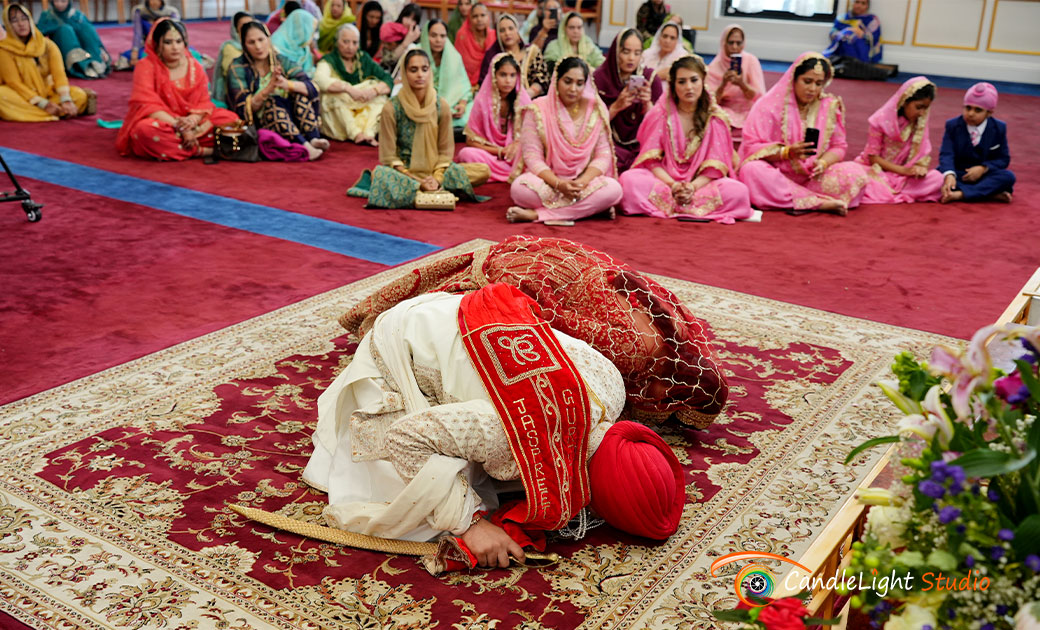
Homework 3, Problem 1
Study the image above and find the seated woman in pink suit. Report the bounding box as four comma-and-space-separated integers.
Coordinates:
619, 55, 753, 224
507, 56, 622, 224
704, 25, 765, 140
856, 77, 943, 204
737, 52, 869, 215
457, 54, 533, 182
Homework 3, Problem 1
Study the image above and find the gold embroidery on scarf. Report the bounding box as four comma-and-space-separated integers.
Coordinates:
696, 159, 730, 178
631, 149, 664, 169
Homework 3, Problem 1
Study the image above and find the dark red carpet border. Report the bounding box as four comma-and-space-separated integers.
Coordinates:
0, 178, 384, 404
1, 20, 1039, 405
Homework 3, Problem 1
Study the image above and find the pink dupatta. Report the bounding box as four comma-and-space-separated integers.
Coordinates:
517, 61, 616, 179
704, 25, 765, 128
855, 76, 935, 169
632, 92, 735, 181
465, 52, 533, 148
739, 51, 845, 177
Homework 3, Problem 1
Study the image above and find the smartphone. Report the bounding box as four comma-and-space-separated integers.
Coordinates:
548, 8, 558, 20
627, 75, 646, 91
729, 54, 742, 73
804, 127, 820, 151
677, 216, 711, 223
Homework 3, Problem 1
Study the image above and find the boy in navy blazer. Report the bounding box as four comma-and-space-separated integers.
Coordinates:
939, 82, 1015, 203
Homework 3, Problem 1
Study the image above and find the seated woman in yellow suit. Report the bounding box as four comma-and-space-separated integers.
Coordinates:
0, 3, 91, 122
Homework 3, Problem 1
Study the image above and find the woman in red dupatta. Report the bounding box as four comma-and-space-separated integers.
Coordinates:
117, 18, 238, 160
453, 1, 495, 87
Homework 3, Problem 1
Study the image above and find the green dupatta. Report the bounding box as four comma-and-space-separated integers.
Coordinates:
542, 11, 605, 67
320, 48, 391, 88
419, 22, 471, 112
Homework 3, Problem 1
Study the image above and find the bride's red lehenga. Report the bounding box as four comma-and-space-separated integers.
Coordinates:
339, 235, 729, 428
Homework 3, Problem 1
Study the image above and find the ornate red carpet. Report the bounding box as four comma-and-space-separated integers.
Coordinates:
0, 242, 953, 629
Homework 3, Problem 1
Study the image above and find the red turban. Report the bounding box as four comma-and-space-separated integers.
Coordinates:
588, 421, 685, 540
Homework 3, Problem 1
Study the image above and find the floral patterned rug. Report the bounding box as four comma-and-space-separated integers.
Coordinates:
0, 240, 954, 630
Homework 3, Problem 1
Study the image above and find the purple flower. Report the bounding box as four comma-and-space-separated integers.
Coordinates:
997, 605, 1009, 615
981, 624, 994, 630
920, 480, 946, 499
998, 529, 1015, 541
956, 524, 966, 534
994, 372, 1029, 404
1027, 554, 1040, 571
965, 555, 975, 567
1022, 338, 1039, 362
988, 487, 1001, 502
938, 506, 961, 524
991, 546, 1005, 560
931, 461, 949, 482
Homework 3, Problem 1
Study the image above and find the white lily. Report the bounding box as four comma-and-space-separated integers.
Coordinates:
921, 385, 955, 445
878, 379, 922, 416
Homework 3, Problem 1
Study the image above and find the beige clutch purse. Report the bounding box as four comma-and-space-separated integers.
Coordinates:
415, 189, 457, 211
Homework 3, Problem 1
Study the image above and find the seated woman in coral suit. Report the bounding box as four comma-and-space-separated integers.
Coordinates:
302, 283, 686, 570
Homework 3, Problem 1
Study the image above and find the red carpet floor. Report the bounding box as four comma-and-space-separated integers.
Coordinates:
1, 19, 1039, 405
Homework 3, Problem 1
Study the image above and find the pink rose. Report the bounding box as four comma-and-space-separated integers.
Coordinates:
995, 371, 1029, 404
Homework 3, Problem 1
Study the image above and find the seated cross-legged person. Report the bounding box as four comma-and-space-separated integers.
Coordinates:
938, 82, 1015, 204
228, 21, 328, 160
620, 55, 753, 224
0, 3, 91, 122
857, 77, 943, 204
737, 52, 868, 215
35, 0, 112, 78
348, 49, 489, 208
594, 28, 662, 172
507, 57, 621, 224
314, 23, 391, 144
457, 54, 532, 182
116, 18, 238, 160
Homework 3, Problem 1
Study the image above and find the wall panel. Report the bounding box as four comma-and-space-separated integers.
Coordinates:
912, 0, 986, 50
987, 0, 1040, 55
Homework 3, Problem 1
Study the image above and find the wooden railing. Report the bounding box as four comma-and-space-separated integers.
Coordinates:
774, 265, 1040, 628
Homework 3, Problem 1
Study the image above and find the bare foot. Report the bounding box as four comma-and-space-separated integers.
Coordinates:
818, 199, 848, 216
356, 135, 378, 147
304, 142, 324, 161
991, 191, 1012, 203
506, 206, 537, 223
941, 189, 964, 204
310, 138, 331, 151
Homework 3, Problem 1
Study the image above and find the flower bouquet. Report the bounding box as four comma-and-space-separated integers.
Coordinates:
713, 592, 841, 629
843, 324, 1040, 629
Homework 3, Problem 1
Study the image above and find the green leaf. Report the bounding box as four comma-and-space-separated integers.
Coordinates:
1015, 359, 1040, 400
1014, 515, 1040, 558
947, 422, 980, 453
845, 436, 901, 465
805, 618, 842, 626
711, 609, 750, 621
950, 448, 1036, 478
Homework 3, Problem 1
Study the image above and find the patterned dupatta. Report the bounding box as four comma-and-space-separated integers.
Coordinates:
739, 51, 843, 176
116, 17, 218, 154
632, 89, 734, 180
464, 52, 532, 148
515, 58, 615, 180
857, 75, 935, 170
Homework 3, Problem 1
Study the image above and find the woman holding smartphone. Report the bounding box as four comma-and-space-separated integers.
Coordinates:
593, 28, 662, 172
737, 52, 869, 215
705, 25, 764, 137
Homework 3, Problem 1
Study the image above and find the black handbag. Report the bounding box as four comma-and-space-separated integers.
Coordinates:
214, 119, 260, 162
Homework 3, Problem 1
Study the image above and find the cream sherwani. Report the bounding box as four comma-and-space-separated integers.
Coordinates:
302, 292, 626, 542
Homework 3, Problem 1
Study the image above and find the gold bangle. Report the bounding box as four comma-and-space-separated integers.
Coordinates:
469, 511, 485, 527
780, 146, 790, 160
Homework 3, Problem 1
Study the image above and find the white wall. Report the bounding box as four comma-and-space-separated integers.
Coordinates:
598, 0, 1040, 85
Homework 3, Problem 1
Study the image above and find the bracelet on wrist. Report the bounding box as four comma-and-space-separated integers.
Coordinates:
780, 146, 790, 160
